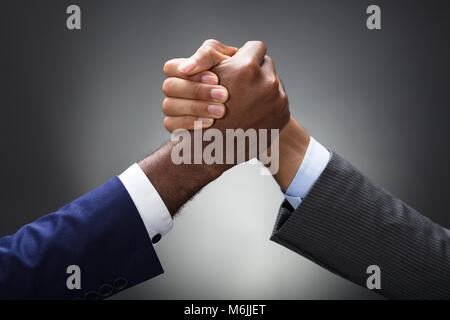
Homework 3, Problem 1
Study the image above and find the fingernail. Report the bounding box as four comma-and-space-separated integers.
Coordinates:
210, 88, 227, 101
207, 104, 225, 116
197, 117, 214, 126
201, 75, 218, 85
178, 59, 196, 73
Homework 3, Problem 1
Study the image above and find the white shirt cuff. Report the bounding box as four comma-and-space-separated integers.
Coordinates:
284, 137, 331, 209
118, 163, 173, 244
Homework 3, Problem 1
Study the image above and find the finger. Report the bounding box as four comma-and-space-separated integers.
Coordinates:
261, 55, 276, 74
178, 39, 238, 75
164, 58, 219, 84
164, 116, 214, 132
162, 77, 228, 103
162, 97, 226, 119
233, 40, 267, 65
260, 55, 279, 92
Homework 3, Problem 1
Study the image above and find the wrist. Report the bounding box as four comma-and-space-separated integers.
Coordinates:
138, 140, 226, 216
272, 116, 310, 191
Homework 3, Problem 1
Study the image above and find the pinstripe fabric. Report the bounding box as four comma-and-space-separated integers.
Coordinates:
271, 152, 450, 299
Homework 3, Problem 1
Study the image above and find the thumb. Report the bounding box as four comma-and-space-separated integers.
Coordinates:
178, 39, 237, 75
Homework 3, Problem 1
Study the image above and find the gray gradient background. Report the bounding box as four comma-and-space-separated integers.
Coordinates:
1, 0, 449, 299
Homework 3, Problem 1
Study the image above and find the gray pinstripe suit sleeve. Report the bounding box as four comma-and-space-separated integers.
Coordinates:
271, 152, 450, 299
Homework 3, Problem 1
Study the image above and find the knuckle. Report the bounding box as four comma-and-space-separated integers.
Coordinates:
200, 45, 216, 57
163, 117, 172, 131
268, 77, 279, 92
243, 58, 258, 69
265, 55, 273, 65
203, 39, 220, 47
256, 41, 267, 53
163, 61, 171, 75
182, 117, 192, 128
191, 102, 202, 115
247, 40, 266, 52
279, 93, 288, 108
163, 59, 179, 75
275, 94, 289, 115
192, 82, 202, 98
248, 61, 260, 70
161, 98, 171, 113
162, 78, 173, 95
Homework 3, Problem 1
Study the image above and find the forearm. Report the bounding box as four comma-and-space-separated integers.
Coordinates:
271, 152, 450, 299
138, 140, 225, 216
0, 178, 161, 299
140, 116, 309, 215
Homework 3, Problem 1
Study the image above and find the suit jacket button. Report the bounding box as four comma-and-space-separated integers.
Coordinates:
84, 291, 99, 300
152, 234, 161, 244
99, 284, 115, 297
113, 277, 128, 291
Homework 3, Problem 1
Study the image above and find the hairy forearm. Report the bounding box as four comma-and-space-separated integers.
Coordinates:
272, 117, 310, 191
138, 140, 225, 216
138, 116, 308, 215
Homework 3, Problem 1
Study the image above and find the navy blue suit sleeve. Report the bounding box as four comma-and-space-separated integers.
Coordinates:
0, 177, 164, 299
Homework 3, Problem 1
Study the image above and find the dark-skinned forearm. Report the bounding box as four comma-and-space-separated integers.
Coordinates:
138, 140, 226, 216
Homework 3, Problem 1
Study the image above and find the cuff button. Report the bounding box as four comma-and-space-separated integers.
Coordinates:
152, 233, 161, 244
